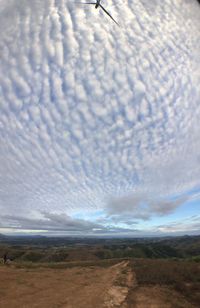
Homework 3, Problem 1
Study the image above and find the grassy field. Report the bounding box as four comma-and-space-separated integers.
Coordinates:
132, 259, 200, 306
10, 258, 128, 269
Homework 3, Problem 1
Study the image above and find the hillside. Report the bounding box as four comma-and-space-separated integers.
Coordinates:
0, 235, 200, 263
0, 236, 200, 307
0, 258, 199, 307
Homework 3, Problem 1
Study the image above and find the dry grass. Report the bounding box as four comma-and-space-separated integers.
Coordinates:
132, 259, 200, 306
12, 257, 129, 269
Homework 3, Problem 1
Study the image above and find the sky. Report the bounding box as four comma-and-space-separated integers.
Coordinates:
0, 0, 200, 237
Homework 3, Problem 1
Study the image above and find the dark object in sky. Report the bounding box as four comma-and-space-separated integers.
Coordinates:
77, 0, 119, 26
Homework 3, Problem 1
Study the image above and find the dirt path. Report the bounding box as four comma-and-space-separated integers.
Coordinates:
0, 261, 133, 308
103, 261, 135, 308
0, 262, 194, 308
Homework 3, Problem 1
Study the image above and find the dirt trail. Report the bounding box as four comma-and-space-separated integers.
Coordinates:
103, 261, 135, 308
0, 261, 133, 308
0, 262, 194, 308
106, 262, 195, 308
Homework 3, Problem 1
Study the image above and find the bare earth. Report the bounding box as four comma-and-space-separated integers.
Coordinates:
0, 262, 196, 308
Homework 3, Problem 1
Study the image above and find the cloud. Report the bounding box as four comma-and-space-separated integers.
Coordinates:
0, 212, 138, 235
156, 215, 200, 235
106, 194, 188, 221
0, 0, 200, 235
0, 213, 97, 232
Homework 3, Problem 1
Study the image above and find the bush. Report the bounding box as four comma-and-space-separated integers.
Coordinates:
21, 251, 45, 262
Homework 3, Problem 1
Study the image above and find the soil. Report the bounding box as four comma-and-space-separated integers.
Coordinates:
0, 261, 196, 308
0, 261, 130, 308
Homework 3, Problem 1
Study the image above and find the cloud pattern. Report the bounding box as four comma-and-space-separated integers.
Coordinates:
0, 212, 138, 235
0, 0, 200, 234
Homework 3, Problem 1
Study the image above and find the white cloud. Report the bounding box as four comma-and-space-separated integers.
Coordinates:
156, 215, 200, 235
0, 0, 200, 234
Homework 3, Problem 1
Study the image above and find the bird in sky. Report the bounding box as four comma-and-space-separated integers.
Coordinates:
77, 0, 119, 26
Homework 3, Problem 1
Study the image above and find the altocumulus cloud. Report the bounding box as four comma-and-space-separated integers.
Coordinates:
0, 0, 200, 235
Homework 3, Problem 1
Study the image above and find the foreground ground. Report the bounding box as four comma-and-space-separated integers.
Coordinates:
0, 259, 199, 308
